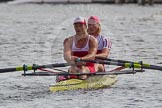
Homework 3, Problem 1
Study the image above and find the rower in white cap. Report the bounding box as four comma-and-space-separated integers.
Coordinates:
57, 17, 98, 81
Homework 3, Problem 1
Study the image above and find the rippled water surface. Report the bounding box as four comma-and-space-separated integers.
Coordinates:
0, 3, 162, 108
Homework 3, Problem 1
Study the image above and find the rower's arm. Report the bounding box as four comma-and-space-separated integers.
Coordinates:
95, 37, 111, 58
95, 48, 110, 58
63, 37, 74, 64
81, 36, 98, 60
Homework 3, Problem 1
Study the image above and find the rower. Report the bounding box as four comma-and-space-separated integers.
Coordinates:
87, 16, 112, 72
56, 16, 98, 82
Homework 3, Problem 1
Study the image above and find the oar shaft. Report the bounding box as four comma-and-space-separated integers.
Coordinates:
142, 65, 162, 70
0, 63, 70, 73
96, 56, 130, 63
0, 66, 33, 73
96, 57, 162, 71
34, 63, 70, 69
80, 59, 142, 68
0, 68, 17, 73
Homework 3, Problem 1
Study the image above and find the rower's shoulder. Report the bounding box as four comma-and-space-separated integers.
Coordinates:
100, 35, 111, 40
63, 36, 73, 44
89, 35, 97, 42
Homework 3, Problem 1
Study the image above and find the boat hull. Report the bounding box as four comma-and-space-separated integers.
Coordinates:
49, 75, 117, 92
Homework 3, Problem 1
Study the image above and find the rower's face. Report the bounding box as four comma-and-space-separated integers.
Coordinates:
88, 23, 99, 35
74, 23, 86, 34
87, 19, 99, 35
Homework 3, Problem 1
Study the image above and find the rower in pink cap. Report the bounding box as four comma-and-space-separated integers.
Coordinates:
87, 16, 112, 72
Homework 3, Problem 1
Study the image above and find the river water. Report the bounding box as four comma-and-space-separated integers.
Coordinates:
0, 3, 162, 108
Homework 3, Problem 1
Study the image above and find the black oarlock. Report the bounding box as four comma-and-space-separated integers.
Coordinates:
32, 64, 38, 73
23, 64, 28, 76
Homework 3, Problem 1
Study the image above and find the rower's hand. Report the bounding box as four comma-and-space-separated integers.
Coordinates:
66, 56, 77, 65
70, 56, 85, 66
70, 56, 78, 61
74, 57, 86, 66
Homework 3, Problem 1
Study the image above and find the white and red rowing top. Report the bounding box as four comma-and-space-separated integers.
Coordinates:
96, 35, 112, 54
72, 36, 89, 56
71, 35, 94, 67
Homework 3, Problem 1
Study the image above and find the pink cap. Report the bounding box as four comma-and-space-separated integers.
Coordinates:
88, 16, 100, 24
73, 17, 86, 25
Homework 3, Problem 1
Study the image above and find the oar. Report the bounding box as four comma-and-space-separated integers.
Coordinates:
22, 70, 144, 76
96, 57, 126, 72
95, 57, 162, 71
96, 56, 141, 64
0, 63, 70, 73
78, 59, 162, 71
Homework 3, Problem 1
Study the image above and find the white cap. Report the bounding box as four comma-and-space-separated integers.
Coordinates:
73, 17, 86, 25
